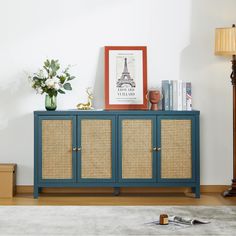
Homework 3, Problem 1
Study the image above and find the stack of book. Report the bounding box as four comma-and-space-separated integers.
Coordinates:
161, 80, 192, 111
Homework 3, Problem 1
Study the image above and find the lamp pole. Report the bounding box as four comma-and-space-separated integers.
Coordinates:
224, 42, 236, 197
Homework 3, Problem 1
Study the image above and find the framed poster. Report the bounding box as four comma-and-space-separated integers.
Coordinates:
104, 46, 148, 110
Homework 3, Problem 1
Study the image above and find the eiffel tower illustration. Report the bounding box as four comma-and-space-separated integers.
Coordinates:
116, 58, 136, 88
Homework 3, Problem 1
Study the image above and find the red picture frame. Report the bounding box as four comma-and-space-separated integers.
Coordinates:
104, 46, 148, 110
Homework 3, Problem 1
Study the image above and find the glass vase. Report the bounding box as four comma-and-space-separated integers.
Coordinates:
45, 94, 57, 111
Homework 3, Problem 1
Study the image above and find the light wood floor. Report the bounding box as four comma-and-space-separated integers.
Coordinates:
1, 193, 236, 206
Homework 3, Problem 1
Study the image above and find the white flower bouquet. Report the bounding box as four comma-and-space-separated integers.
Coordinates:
29, 59, 76, 98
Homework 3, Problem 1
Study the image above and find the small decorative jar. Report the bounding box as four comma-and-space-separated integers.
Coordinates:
159, 214, 169, 225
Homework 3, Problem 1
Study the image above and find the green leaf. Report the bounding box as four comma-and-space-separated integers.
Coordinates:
44, 59, 50, 67
67, 76, 76, 81
63, 83, 72, 90
43, 65, 50, 74
51, 59, 55, 65
58, 89, 65, 94
59, 75, 66, 84
50, 71, 57, 78
63, 68, 68, 75
32, 76, 40, 80
51, 59, 60, 71
47, 89, 58, 97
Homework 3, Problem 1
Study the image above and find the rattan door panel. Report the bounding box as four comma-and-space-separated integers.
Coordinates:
119, 117, 156, 181
39, 117, 76, 181
78, 117, 114, 181
158, 118, 193, 181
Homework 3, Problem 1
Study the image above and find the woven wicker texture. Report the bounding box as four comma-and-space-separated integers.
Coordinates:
161, 119, 192, 179
81, 120, 112, 179
122, 119, 153, 179
42, 120, 73, 179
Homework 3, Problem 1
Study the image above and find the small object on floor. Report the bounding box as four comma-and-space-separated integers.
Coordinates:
159, 214, 169, 225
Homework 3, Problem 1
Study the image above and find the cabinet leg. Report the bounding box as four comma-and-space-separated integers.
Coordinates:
113, 187, 120, 196
34, 187, 39, 199
195, 186, 200, 198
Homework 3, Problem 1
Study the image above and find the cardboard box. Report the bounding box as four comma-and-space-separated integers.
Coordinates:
0, 164, 16, 198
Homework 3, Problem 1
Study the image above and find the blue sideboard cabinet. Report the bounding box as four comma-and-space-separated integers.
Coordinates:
34, 110, 200, 198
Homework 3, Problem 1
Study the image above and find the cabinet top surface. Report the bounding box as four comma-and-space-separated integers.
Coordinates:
34, 109, 200, 115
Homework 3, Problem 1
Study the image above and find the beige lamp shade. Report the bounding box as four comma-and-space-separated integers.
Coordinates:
215, 26, 236, 56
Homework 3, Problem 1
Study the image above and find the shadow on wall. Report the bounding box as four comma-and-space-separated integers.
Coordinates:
0, 75, 34, 184
93, 47, 105, 109
179, 0, 234, 107
179, 0, 235, 183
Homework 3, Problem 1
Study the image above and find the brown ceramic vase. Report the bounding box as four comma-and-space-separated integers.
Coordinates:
148, 90, 161, 110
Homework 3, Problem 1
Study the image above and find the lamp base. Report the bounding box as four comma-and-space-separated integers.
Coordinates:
222, 179, 236, 197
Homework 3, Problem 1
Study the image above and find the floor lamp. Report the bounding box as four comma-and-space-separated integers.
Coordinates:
215, 24, 236, 197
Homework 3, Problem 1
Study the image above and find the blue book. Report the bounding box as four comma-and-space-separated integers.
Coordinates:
162, 80, 170, 110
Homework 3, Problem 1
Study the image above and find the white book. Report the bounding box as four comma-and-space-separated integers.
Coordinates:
172, 80, 178, 110
182, 82, 187, 110
177, 80, 183, 110
169, 81, 173, 110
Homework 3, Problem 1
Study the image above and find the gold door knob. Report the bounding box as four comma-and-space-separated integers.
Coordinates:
157, 147, 161, 151
152, 147, 157, 151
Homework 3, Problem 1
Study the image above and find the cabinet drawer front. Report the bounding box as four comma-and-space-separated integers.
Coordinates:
38, 116, 76, 182
78, 116, 115, 182
158, 117, 195, 182
119, 116, 156, 182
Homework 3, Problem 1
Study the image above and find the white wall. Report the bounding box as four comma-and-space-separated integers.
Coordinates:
0, 0, 235, 185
